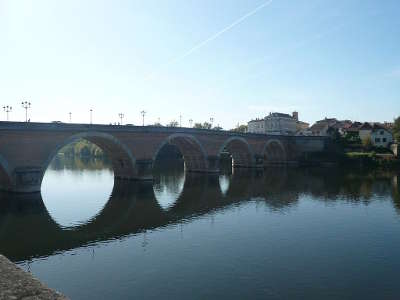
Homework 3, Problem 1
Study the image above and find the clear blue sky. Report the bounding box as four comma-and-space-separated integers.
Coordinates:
1, 0, 399, 128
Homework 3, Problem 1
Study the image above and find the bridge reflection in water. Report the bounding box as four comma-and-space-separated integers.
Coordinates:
0, 164, 399, 263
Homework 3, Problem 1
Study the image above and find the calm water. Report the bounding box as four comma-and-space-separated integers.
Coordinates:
1, 156, 400, 299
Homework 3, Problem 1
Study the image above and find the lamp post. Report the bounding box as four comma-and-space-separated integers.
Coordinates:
3, 105, 12, 121
21, 101, 31, 122
141, 110, 146, 126
189, 119, 193, 128
90, 109, 93, 124
118, 113, 124, 125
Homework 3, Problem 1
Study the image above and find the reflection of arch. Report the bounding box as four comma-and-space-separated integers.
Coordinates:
219, 137, 254, 168
0, 153, 12, 191
153, 134, 208, 172
219, 174, 231, 196
153, 171, 185, 211
44, 132, 136, 182
263, 139, 287, 164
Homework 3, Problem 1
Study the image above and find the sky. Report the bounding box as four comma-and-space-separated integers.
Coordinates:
0, 0, 399, 128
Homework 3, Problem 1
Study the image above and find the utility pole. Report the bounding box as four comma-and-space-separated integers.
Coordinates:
141, 110, 146, 126
189, 119, 193, 128
21, 101, 31, 122
118, 113, 124, 125
3, 105, 12, 121
69, 112, 72, 123
90, 109, 93, 124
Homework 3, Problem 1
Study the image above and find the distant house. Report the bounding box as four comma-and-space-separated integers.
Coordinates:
371, 124, 393, 148
358, 122, 373, 142
248, 111, 304, 135
309, 118, 338, 136
247, 118, 265, 134
346, 122, 393, 148
332, 120, 352, 135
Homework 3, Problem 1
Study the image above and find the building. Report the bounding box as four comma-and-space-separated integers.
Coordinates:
309, 118, 338, 136
248, 112, 302, 135
371, 123, 393, 148
247, 118, 265, 134
346, 122, 393, 148
358, 122, 373, 142
265, 112, 297, 135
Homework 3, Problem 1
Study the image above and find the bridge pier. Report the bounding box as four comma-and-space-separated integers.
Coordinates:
132, 159, 153, 181
12, 167, 43, 193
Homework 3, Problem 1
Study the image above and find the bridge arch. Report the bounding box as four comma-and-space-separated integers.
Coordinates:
153, 134, 208, 172
263, 139, 287, 165
44, 131, 137, 181
218, 137, 255, 168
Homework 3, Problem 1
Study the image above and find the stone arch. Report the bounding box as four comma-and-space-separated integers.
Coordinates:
263, 139, 287, 165
44, 132, 137, 181
0, 153, 12, 191
153, 134, 208, 172
219, 137, 255, 168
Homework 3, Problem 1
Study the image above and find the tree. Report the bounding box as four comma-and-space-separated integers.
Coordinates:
394, 116, 400, 142
167, 120, 179, 127
153, 122, 163, 127
213, 126, 223, 130
230, 124, 247, 133
193, 122, 212, 129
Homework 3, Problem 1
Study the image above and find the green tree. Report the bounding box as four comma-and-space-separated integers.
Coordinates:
230, 124, 247, 133
167, 120, 179, 127
393, 116, 400, 142
193, 122, 212, 129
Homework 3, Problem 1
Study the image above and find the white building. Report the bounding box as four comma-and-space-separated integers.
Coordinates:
353, 122, 393, 148
371, 124, 393, 148
247, 118, 265, 134
248, 112, 302, 135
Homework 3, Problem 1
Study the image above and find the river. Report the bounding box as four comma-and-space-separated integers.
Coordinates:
1, 156, 400, 299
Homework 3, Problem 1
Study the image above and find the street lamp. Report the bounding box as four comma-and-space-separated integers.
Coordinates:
90, 109, 93, 124
21, 101, 31, 122
118, 113, 124, 125
3, 105, 12, 121
189, 119, 193, 128
141, 110, 146, 126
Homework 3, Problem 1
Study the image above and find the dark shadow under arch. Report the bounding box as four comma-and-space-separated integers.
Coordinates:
219, 137, 254, 168
153, 134, 208, 172
263, 140, 287, 165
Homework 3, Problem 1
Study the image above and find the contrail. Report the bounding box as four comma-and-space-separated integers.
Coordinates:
144, 0, 273, 81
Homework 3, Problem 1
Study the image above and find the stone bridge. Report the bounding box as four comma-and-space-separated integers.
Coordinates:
0, 121, 328, 192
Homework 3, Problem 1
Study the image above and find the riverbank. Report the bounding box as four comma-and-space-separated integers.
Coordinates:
342, 152, 400, 169
0, 254, 67, 300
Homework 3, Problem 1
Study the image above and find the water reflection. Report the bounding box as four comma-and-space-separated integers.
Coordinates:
153, 160, 185, 210
41, 155, 114, 228
0, 160, 399, 264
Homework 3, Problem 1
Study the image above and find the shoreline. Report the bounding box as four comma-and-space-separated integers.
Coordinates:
0, 254, 68, 300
